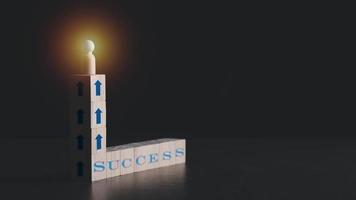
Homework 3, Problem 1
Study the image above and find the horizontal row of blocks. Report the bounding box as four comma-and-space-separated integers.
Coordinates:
92, 138, 186, 181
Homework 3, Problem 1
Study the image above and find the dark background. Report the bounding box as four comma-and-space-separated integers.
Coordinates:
1, 2, 356, 199
0, 1, 353, 141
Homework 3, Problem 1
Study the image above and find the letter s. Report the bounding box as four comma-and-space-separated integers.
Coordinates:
176, 148, 185, 157
163, 151, 172, 160
94, 161, 105, 172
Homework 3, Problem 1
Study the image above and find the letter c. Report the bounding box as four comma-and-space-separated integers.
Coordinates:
122, 159, 132, 168
136, 155, 146, 166
163, 151, 172, 160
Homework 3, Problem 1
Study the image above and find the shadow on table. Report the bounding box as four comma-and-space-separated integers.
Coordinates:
0, 164, 186, 200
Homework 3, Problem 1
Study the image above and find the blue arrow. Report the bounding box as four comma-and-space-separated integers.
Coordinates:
76, 135, 84, 150
77, 110, 84, 124
77, 162, 84, 176
95, 109, 102, 124
77, 82, 84, 96
94, 80, 102, 96
95, 134, 103, 150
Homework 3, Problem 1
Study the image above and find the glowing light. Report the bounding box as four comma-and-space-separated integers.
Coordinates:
84, 40, 95, 54
44, 7, 128, 77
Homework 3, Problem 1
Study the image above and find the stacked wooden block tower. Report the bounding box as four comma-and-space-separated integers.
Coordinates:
69, 74, 186, 181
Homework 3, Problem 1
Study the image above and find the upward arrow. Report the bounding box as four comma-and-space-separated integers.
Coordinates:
95, 109, 102, 124
76, 161, 84, 177
94, 80, 102, 96
76, 135, 84, 150
95, 134, 103, 150
76, 82, 84, 96
77, 110, 84, 124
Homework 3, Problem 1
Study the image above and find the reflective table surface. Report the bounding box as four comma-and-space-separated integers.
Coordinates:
1, 138, 356, 200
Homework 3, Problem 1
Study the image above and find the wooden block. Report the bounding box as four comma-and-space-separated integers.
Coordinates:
133, 142, 150, 172
68, 128, 107, 168
91, 127, 107, 155
158, 139, 176, 167
89, 75, 106, 102
68, 129, 91, 156
69, 103, 91, 129
69, 153, 90, 181
69, 101, 106, 129
145, 140, 160, 170
106, 146, 121, 179
111, 149, 121, 177
90, 101, 106, 128
92, 151, 107, 181
119, 145, 134, 175
106, 150, 113, 178
174, 139, 186, 164
69, 74, 106, 103
68, 127, 91, 181
69, 75, 90, 105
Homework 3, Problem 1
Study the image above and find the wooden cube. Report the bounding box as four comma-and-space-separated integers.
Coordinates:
90, 75, 106, 102
145, 140, 160, 170
119, 145, 134, 175
69, 153, 90, 181
91, 127, 107, 155
92, 151, 107, 181
68, 129, 91, 156
69, 101, 106, 129
69, 104, 91, 129
69, 74, 106, 103
106, 146, 121, 179
111, 149, 121, 178
174, 139, 186, 164
133, 142, 150, 172
158, 139, 176, 167
106, 150, 113, 178
90, 101, 106, 128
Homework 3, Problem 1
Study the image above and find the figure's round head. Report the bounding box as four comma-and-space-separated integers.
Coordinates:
84, 40, 95, 54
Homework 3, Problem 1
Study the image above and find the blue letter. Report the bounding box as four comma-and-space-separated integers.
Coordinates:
122, 159, 132, 168
108, 160, 120, 170
176, 148, 185, 157
163, 151, 172, 160
149, 153, 158, 163
136, 155, 146, 166
94, 161, 105, 172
